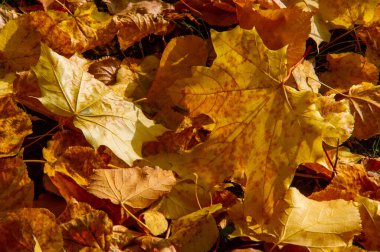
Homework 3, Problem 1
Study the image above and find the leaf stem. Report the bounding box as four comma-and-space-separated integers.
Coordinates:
121, 204, 152, 233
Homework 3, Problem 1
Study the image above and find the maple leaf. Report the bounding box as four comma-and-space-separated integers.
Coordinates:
87, 166, 176, 209
0, 155, 34, 212
319, 0, 378, 29
0, 15, 40, 73
0, 95, 33, 157
235, 5, 313, 69
345, 82, 380, 139
58, 199, 113, 251
32, 44, 166, 166
0, 208, 64, 251
356, 196, 380, 250
169, 204, 222, 252
29, 2, 118, 56
319, 53, 378, 93
149, 26, 349, 224
261, 188, 362, 248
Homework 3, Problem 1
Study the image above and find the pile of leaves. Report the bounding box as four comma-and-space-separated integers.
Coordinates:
2, 0, 380, 251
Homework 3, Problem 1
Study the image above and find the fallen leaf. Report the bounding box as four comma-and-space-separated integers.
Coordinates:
30, 2, 118, 56
88, 56, 121, 86
116, 13, 172, 50
152, 26, 343, 224
319, 53, 378, 93
169, 204, 222, 252
147, 35, 209, 129
0, 208, 64, 252
356, 195, 380, 250
262, 187, 361, 248
58, 199, 113, 251
32, 44, 166, 166
175, 0, 237, 26
140, 209, 168, 236
0, 155, 34, 211
235, 5, 313, 69
87, 166, 176, 208
309, 162, 378, 201
104, 0, 173, 16
291, 60, 320, 93
346, 82, 380, 139
319, 0, 378, 29
0, 15, 40, 73
0, 95, 32, 157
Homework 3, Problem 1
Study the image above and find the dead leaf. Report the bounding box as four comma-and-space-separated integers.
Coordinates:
140, 209, 168, 236
319, 0, 378, 29
319, 53, 378, 93
309, 162, 378, 201
0, 155, 34, 211
104, 0, 173, 16
0, 95, 32, 157
30, 2, 118, 56
0, 15, 40, 73
116, 13, 172, 50
346, 82, 380, 139
169, 204, 222, 252
356, 195, 380, 250
262, 187, 361, 248
88, 57, 121, 86
147, 35, 209, 129
32, 44, 166, 166
58, 199, 113, 251
0, 208, 64, 252
87, 166, 176, 208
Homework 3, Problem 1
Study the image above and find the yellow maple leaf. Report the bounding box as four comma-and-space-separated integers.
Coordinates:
262, 188, 361, 249
148, 26, 352, 224
356, 196, 380, 250
32, 44, 166, 166
319, 0, 379, 29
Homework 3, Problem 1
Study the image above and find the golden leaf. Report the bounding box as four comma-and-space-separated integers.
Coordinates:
32, 44, 166, 165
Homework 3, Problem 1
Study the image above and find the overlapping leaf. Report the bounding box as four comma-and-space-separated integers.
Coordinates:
32, 44, 166, 165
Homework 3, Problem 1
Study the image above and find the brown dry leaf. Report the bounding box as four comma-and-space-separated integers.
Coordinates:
58, 200, 113, 251
345, 82, 380, 139
0, 15, 40, 73
46, 172, 124, 224
262, 187, 361, 248
103, 0, 173, 16
0, 208, 64, 252
43, 130, 107, 187
147, 35, 209, 129
319, 0, 378, 29
0, 155, 34, 212
111, 225, 141, 250
112, 55, 160, 101
0, 95, 32, 157
116, 13, 172, 50
175, 0, 237, 26
30, 2, 118, 56
88, 57, 121, 86
36, 0, 55, 10
309, 162, 378, 201
32, 44, 166, 166
356, 195, 380, 250
140, 209, 168, 236
319, 53, 378, 93
169, 204, 222, 252
87, 166, 176, 209
235, 5, 313, 69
